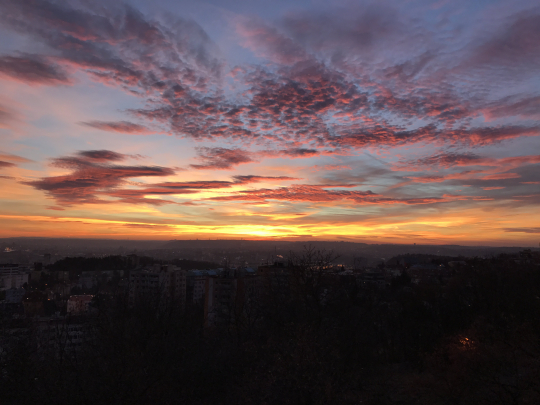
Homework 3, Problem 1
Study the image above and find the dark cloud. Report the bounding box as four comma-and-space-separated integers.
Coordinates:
0, 0, 539, 174
24, 150, 175, 205
23, 149, 305, 205
209, 184, 377, 203
103, 176, 302, 203
80, 121, 151, 134
468, 14, 540, 72
280, 5, 403, 57
0, 0, 223, 95
0, 54, 70, 85
206, 184, 457, 205
281, 148, 319, 158
503, 227, 540, 234
483, 95, 540, 120
190, 147, 254, 170
0, 161, 16, 168
394, 152, 540, 173
77, 150, 127, 162
232, 175, 300, 184
236, 17, 309, 65
406, 152, 482, 168
328, 124, 540, 150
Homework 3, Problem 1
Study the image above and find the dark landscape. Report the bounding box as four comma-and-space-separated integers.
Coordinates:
1, 239, 540, 404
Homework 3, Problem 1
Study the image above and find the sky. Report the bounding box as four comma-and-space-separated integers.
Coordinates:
0, 0, 539, 246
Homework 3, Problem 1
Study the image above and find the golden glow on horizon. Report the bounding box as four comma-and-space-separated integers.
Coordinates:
0, 207, 538, 246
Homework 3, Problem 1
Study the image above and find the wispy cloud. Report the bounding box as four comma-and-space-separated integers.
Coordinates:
80, 121, 151, 134
190, 147, 254, 170
0, 54, 71, 85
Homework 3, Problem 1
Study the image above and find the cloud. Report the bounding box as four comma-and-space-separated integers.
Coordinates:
122, 223, 173, 229
0, 153, 32, 164
103, 176, 303, 204
80, 121, 151, 134
394, 152, 540, 172
23, 149, 305, 206
208, 184, 377, 203
394, 152, 482, 170
0, 54, 70, 85
483, 95, 540, 120
0, 0, 223, 95
205, 184, 459, 205
236, 17, 309, 65
466, 13, 540, 73
404, 170, 522, 183
330, 124, 540, 150
280, 5, 403, 57
281, 148, 319, 158
190, 147, 254, 170
24, 150, 175, 205
46, 206, 65, 211
232, 175, 300, 184
503, 227, 540, 234
1, 0, 539, 230
2, 0, 539, 157
0, 106, 15, 128
480, 172, 520, 180
0, 152, 32, 170
77, 150, 128, 162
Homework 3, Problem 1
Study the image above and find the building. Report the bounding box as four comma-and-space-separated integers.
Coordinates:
186, 269, 220, 304
170, 267, 187, 308
204, 268, 259, 328
5, 287, 26, 304
128, 265, 186, 308
357, 269, 386, 288
23, 291, 45, 317
0, 264, 29, 291
67, 295, 93, 315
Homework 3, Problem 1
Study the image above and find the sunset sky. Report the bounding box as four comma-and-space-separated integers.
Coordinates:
0, 0, 539, 245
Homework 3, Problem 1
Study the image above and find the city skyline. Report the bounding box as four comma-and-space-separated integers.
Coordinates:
0, 0, 539, 246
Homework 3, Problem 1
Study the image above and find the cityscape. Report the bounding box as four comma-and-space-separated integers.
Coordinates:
1, 0, 540, 404
1, 239, 540, 403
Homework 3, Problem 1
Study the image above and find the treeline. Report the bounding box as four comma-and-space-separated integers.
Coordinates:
169, 258, 221, 270
46, 255, 221, 273
46, 255, 143, 272
2, 251, 540, 404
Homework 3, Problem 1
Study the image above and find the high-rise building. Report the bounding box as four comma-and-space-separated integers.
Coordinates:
128, 265, 186, 309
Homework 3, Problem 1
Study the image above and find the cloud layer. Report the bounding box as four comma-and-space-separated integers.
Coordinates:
1, 0, 538, 154
0, 0, 539, 243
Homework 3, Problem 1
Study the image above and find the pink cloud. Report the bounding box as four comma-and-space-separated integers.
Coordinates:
0, 54, 71, 85
190, 147, 254, 170
80, 121, 151, 134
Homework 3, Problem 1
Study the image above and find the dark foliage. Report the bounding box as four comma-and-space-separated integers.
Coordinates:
47, 255, 140, 272
169, 259, 221, 270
